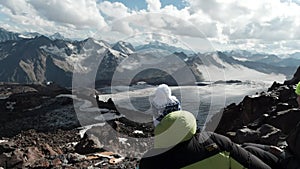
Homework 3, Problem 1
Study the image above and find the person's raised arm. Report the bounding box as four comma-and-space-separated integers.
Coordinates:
209, 132, 272, 169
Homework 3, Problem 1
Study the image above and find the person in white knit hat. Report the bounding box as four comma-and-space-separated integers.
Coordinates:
151, 84, 181, 126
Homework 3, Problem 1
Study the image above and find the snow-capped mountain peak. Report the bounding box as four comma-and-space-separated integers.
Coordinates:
135, 40, 193, 55
0, 27, 298, 87
49, 32, 66, 40
112, 41, 135, 54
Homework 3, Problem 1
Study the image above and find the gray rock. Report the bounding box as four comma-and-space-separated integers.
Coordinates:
266, 108, 300, 134
234, 124, 282, 145
235, 127, 260, 143
0, 141, 16, 154
274, 86, 292, 103
75, 134, 104, 155
0, 147, 46, 169
258, 124, 282, 145
67, 153, 86, 163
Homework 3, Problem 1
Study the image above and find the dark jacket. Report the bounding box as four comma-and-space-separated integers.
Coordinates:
139, 132, 272, 169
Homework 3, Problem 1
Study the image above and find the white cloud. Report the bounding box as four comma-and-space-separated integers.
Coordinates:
111, 20, 134, 35
0, 0, 57, 34
98, 1, 131, 20
0, 0, 107, 39
145, 0, 161, 12
187, 0, 251, 22
1, 0, 300, 53
183, 0, 300, 53
0, 0, 32, 15
29, 0, 107, 29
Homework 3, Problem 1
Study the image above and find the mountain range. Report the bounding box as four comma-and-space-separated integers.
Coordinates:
0, 27, 299, 87
0, 28, 20, 42
224, 50, 300, 67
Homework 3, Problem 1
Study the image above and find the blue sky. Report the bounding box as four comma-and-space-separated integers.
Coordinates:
0, 0, 300, 54
100, 0, 187, 10
98, 0, 147, 10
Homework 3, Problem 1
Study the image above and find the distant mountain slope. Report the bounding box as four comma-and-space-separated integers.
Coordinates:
109, 52, 203, 86
0, 29, 205, 87
0, 28, 296, 87
0, 36, 74, 86
225, 50, 300, 68
135, 41, 193, 55
112, 41, 135, 54
194, 52, 287, 82
0, 28, 21, 42
289, 52, 300, 59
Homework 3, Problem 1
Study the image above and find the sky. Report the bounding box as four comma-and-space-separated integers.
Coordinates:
0, 0, 300, 54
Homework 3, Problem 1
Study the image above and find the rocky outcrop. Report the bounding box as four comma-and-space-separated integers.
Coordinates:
208, 71, 300, 145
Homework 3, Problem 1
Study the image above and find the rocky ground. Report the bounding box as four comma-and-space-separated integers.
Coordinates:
0, 120, 152, 169
1, 66, 300, 168
0, 83, 153, 168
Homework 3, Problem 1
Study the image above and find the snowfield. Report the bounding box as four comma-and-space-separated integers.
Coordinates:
196, 53, 286, 83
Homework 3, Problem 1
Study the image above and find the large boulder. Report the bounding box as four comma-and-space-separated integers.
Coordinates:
211, 93, 277, 135
258, 124, 282, 145
210, 103, 242, 135
266, 108, 300, 134
74, 134, 104, 155
240, 94, 276, 123
234, 124, 282, 145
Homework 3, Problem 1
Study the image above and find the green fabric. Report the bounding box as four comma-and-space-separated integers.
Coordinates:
296, 81, 300, 95
181, 152, 247, 169
231, 157, 246, 169
154, 110, 197, 148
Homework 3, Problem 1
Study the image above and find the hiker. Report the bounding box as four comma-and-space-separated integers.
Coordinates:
243, 122, 300, 169
139, 110, 273, 169
151, 84, 181, 126
295, 81, 300, 108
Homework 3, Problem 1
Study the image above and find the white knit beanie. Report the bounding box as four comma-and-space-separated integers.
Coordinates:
152, 84, 177, 107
